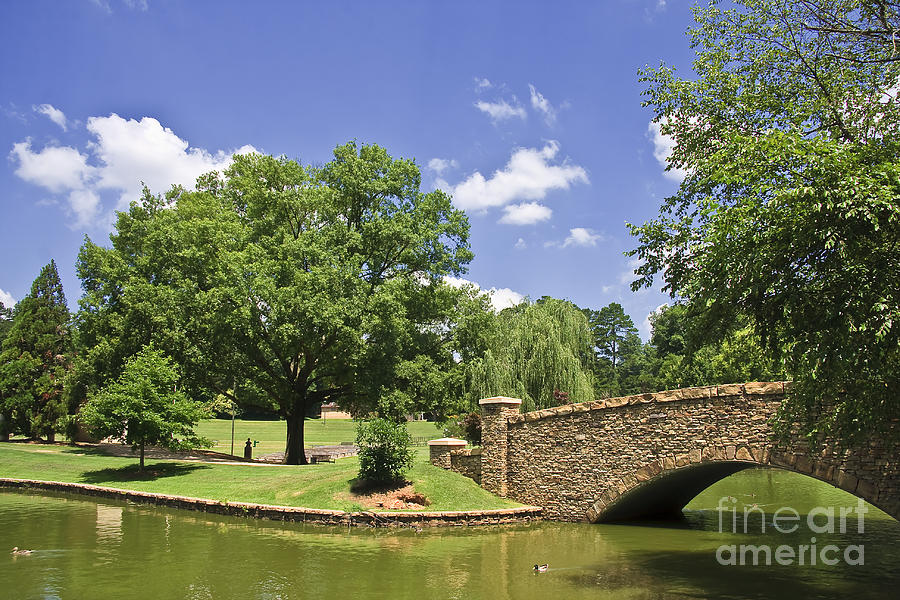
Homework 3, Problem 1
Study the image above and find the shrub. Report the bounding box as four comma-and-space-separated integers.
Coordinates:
442, 412, 482, 445
355, 417, 414, 484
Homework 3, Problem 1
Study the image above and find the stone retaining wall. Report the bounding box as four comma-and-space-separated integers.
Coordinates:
449, 447, 482, 484
0, 478, 542, 527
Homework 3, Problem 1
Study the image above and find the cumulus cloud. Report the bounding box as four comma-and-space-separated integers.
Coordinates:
0, 288, 15, 308
514, 237, 527, 250
562, 227, 604, 247
443, 276, 525, 312
445, 141, 588, 217
499, 202, 552, 225
529, 84, 557, 125
648, 120, 688, 181
86, 114, 257, 201
11, 140, 93, 193
9, 113, 258, 228
474, 77, 493, 90
33, 104, 67, 131
426, 157, 458, 176
474, 98, 527, 122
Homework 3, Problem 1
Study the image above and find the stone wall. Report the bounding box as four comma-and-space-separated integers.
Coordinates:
0, 478, 541, 527
473, 382, 900, 522
449, 447, 482, 484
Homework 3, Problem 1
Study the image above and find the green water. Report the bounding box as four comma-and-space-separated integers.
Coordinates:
2, 469, 898, 599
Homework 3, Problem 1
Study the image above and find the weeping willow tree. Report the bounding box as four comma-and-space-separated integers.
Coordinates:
466, 298, 595, 412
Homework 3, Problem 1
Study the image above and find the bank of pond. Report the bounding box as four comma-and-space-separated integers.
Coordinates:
2, 468, 898, 599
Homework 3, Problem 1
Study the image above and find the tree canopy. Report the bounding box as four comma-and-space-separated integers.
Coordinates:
464, 298, 595, 412
74, 143, 473, 464
0, 260, 72, 441
0, 301, 12, 346
630, 0, 900, 445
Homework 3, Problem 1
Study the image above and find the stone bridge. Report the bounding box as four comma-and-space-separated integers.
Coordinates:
429, 383, 900, 522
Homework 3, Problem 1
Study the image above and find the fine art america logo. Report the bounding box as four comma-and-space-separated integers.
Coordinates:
715, 496, 867, 566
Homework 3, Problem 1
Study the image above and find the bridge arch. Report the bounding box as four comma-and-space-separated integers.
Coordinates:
586, 444, 889, 522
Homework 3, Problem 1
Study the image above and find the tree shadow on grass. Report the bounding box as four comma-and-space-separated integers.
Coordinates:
59, 445, 113, 457
79, 462, 211, 484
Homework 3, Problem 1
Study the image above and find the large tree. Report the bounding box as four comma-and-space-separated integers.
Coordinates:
630, 0, 900, 445
0, 260, 73, 441
75, 143, 472, 464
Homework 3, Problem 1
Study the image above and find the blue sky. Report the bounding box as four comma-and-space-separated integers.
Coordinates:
0, 0, 696, 337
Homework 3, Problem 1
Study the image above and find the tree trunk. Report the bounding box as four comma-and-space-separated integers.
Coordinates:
47, 431, 56, 443
284, 409, 308, 465
139, 440, 145, 471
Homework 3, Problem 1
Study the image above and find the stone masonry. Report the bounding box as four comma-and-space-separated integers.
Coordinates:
430, 383, 900, 522
478, 397, 522, 496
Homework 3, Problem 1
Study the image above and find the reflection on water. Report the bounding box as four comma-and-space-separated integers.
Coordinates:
1, 468, 898, 600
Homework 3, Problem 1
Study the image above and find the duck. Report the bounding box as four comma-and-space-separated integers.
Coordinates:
533, 564, 548, 572
11, 547, 33, 556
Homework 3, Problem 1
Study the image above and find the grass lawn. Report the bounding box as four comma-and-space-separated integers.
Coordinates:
197, 418, 444, 458
0, 420, 516, 512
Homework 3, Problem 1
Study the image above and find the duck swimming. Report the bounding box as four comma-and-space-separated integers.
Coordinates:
11, 547, 33, 556
533, 564, 548, 572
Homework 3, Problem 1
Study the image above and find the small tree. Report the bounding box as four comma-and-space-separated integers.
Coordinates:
79, 346, 208, 470
355, 418, 414, 484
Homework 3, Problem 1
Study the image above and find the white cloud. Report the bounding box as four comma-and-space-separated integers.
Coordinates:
474, 99, 527, 122
499, 202, 552, 225
447, 141, 588, 214
427, 157, 458, 176
619, 256, 645, 285
33, 104, 67, 131
642, 302, 669, 338
68, 189, 102, 226
0, 288, 15, 308
10, 113, 258, 228
529, 84, 557, 124
562, 227, 604, 247
514, 237, 527, 250
648, 120, 688, 181
488, 287, 526, 311
87, 114, 257, 203
10, 140, 94, 193
443, 276, 525, 312
544, 227, 605, 248
474, 77, 493, 90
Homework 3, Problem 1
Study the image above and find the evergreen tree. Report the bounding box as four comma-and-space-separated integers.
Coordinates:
585, 303, 639, 370
0, 260, 73, 441
583, 302, 644, 397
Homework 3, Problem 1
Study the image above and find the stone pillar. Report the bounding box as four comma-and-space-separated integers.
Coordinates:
428, 438, 468, 469
479, 396, 522, 497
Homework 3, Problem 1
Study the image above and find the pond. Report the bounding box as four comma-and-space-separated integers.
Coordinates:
2, 468, 898, 599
